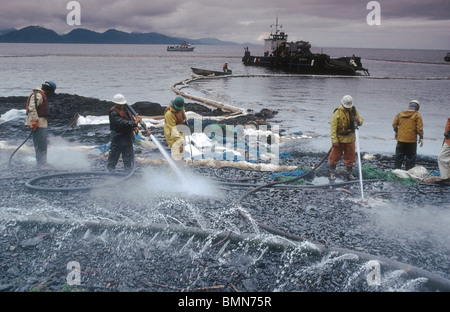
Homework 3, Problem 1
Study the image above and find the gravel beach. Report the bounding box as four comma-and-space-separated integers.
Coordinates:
0, 94, 449, 293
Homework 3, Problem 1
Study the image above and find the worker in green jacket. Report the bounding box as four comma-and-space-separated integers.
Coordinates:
329, 95, 363, 181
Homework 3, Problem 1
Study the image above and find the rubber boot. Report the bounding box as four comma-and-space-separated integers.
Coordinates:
329, 164, 336, 181
346, 166, 356, 180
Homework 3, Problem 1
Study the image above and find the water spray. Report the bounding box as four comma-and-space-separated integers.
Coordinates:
125, 104, 186, 183
354, 120, 365, 201
185, 134, 195, 169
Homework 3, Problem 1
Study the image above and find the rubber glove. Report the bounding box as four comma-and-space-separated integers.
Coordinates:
394, 133, 398, 140
30, 121, 39, 131
419, 138, 424, 147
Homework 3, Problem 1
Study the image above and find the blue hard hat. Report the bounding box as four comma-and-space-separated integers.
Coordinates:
44, 81, 57, 91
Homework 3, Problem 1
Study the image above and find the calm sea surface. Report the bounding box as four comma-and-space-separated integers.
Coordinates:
1, 43, 449, 156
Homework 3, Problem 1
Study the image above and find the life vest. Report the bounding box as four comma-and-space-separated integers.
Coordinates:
109, 106, 134, 134
26, 90, 49, 117
333, 106, 356, 135
110, 106, 132, 120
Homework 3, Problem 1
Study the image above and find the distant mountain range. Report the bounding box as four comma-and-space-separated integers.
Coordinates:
0, 26, 245, 45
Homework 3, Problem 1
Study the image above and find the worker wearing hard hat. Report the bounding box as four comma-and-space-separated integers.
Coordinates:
107, 94, 142, 172
164, 96, 187, 168
392, 100, 424, 170
25, 81, 57, 169
329, 95, 363, 181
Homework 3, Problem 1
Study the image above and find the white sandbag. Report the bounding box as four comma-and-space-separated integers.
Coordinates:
392, 166, 429, 180
408, 166, 430, 179
363, 153, 376, 161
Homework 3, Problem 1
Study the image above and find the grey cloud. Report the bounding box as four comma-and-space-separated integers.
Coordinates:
0, 0, 448, 49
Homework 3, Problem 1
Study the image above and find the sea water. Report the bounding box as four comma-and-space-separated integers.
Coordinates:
1, 43, 449, 157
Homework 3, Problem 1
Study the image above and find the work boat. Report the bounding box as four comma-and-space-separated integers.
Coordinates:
242, 19, 370, 76
167, 42, 195, 52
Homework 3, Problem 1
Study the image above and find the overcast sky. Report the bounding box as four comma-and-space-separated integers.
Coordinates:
1, 0, 449, 49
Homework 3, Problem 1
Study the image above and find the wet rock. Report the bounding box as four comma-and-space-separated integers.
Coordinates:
6, 266, 20, 275
20, 236, 43, 248
132, 101, 166, 116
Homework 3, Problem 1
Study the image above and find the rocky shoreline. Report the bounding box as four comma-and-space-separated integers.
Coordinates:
0, 94, 449, 293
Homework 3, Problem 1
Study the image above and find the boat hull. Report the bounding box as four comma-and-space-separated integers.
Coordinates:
242, 53, 368, 76
167, 47, 195, 52
191, 67, 232, 76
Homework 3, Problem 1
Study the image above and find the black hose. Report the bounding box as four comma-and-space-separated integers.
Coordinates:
7, 127, 137, 192
24, 169, 134, 192
24, 150, 136, 192
8, 130, 33, 170
214, 165, 263, 182
236, 148, 331, 205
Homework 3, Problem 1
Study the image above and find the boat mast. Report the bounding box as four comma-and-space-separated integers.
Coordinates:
265, 17, 287, 56
271, 17, 282, 38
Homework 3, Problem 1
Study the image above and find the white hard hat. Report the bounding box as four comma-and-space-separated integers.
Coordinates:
112, 94, 127, 105
341, 95, 354, 108
408, 100, 420, 110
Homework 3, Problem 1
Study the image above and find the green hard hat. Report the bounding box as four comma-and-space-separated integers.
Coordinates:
172, 96, 185, 110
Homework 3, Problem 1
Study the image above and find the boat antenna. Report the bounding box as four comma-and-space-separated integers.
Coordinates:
270, 17, 282, 36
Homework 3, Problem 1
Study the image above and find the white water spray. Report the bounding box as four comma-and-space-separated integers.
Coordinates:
149, 134, 186, 184
354, 126, 364, 200
125, 103, 187, 184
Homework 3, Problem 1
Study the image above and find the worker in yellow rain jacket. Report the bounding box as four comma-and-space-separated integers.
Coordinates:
329, 95, 363, 181
392, 100, 424, 170
164, 96, 187, 168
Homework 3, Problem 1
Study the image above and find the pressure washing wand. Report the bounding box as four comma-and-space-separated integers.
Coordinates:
354, 120, 364, 200
125, 103, 164, 147
125, 104, 186, 176
125, 104, 151, 136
